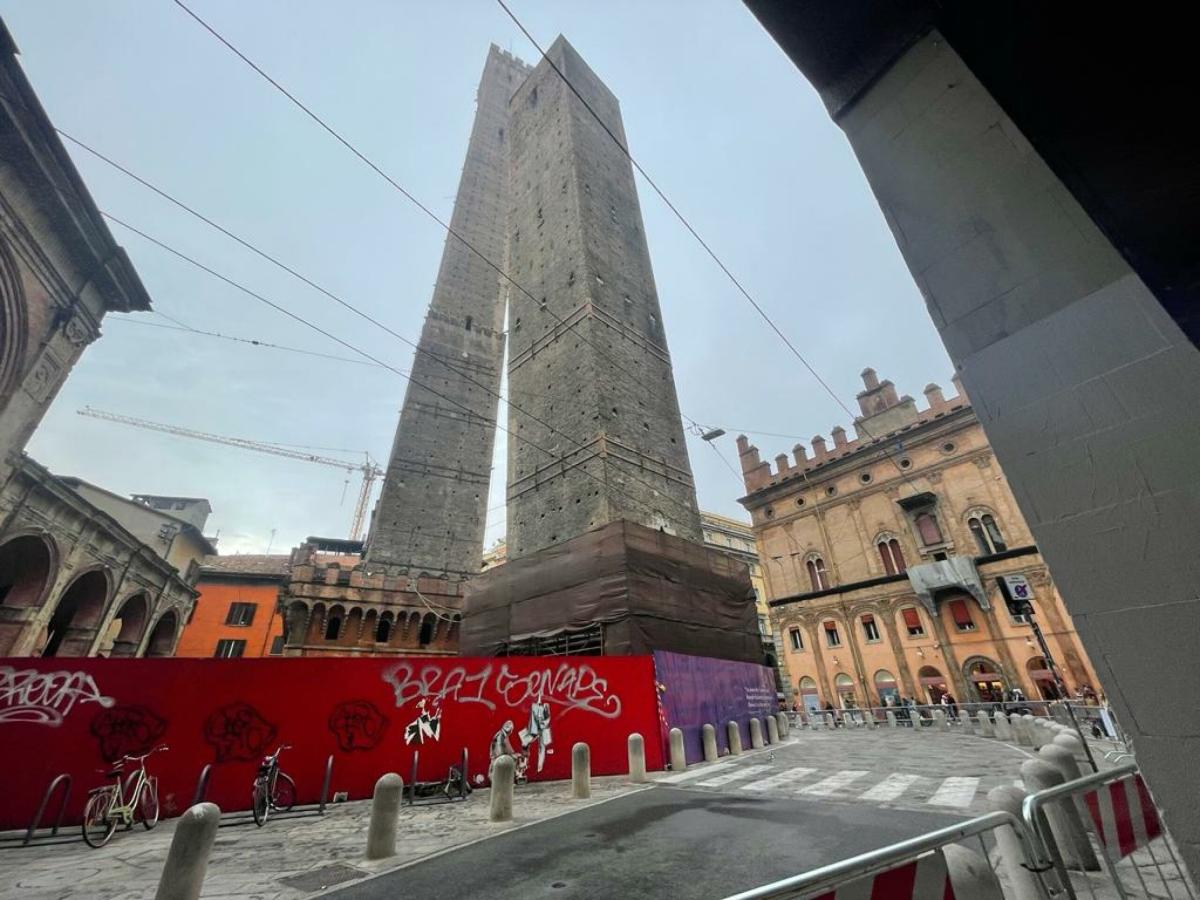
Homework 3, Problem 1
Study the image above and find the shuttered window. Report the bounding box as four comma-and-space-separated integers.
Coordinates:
902, 607, 924, 637
949, 598, 975, 631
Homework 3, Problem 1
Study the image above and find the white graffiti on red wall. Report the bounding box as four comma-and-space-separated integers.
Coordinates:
0, 667, 115, 726
383, 661, 622, 719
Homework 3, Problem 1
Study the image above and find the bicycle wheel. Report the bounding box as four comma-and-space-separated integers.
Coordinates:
273, 772, 296, 812
139, 779, 160, 830
82, 790, 116, 848
252, 777, 270, 827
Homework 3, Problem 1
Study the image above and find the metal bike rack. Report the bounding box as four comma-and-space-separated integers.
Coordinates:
318, 754, 334, 815
23, 774, 72, 846
192, 764, 214, 806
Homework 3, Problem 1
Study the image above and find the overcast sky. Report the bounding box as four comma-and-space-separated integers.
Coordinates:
3, 0, 951, 555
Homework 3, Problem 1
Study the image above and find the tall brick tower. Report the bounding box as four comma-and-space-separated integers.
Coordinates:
503, 36, 702, 559
462, 38, 758, 665
364, 46, 530, 578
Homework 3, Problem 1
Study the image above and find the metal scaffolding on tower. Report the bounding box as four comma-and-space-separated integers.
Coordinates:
77, 407, 383, 541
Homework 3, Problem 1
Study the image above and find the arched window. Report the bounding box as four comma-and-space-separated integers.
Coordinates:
901, 607, 925, 637
823, 620, 841, 647
874, 669, 899, 705
418, 616, 434, 646
968, 512, 1007, 554
806, 556, 829, 591
915, 512, 943, 546
375, 616, 392, 643
464, 315, 473, 331
861, 614, 880, 642
876, 537, 907, 575
324, 615, 342, 641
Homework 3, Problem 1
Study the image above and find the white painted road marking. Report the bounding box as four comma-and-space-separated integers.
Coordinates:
928, 776, 980, 808
796, 770, 868, 796
741, 767, 817, 793
659, 761, 737, 784
695, 764, 772, 788
858, 773, 922, 802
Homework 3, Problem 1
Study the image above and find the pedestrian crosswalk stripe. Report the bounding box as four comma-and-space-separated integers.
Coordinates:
858, 773, 922, 802
742, 767, 817, 793
928, 776, 980, 808
796, 770, 868, 796
658, 761, 737, 784
695, 764, 773, 788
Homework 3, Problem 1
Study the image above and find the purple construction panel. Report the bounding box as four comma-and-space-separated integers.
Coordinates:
652, 650, 777, 764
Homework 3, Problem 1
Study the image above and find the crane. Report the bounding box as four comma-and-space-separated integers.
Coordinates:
78, 407, 384, 542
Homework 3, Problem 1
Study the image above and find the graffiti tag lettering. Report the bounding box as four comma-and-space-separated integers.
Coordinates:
382, 661, 621, 719
0, 667, 114, 726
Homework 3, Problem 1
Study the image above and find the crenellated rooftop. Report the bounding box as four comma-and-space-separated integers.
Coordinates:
739, 368, 970, 493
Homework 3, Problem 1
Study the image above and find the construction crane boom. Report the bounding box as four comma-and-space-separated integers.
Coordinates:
78, 407, 384, 541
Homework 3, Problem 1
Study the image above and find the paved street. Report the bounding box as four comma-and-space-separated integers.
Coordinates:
330, 729, 1032, 899
330, 785, 966, 900
0, 729, 1031, 899
658, 728, 1035, 817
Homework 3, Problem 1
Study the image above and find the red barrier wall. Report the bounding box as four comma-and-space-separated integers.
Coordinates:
0, 656, 663, 829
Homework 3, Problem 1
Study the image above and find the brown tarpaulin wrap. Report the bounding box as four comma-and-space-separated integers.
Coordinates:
462, 520, 763, 664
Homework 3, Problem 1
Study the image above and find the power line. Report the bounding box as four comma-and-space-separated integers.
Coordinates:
168, 2, 714, 508
103, 211, 704, 526
113, 316, 388, 369
495, 1, 926, 496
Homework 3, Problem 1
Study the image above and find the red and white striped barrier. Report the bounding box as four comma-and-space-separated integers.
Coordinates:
1083, 773, 1163, 859
812, 849, 956, 899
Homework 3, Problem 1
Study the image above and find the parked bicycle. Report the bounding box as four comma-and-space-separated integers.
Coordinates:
82, 745, 168, 848
252, 744, 296, 826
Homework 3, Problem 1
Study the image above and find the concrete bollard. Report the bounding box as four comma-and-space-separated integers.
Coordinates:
932, 709, 949, 732
727, 721, 743, 755
987, 786, 1051, 900
825, 712, 836, 729
864, 711, 877, 729
993, 712, 1014, 741
1040, 743, 1084, 785
749, 718, 765, 749
702, 724, 719, 762
668, 727, 687, 772
958, 710, 973, 732
154, 802, 220, 900
1013, 715, 1034, 746
365, 773, 404, 860
490, 755, 516, 821
1017, 720, 1036, 748
886, 710, 897, 728
1028, 717, 1049, 749
943, 843, 1004, 900
976, 710, 995, 738
628, 733, 647, 783
1021, 759, 1099, 871
1053, 732, 1089, 768
766, 715, 780, 744
572, 742, 591, 799
776, 712, 789, 738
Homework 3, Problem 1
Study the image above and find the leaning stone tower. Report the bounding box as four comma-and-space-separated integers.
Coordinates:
364, 46, 530, 578
503, 36, 702, 559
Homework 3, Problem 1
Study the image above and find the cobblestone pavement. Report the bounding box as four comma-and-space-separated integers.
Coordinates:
0, 730, 1044, 899
0, 776, 647, 900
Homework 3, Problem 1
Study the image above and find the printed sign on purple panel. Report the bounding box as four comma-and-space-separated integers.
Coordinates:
652, 651, 777, 764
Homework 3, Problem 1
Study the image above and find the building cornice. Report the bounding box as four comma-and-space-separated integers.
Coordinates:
767, 545, 1039, 608
741, 405, 978, 510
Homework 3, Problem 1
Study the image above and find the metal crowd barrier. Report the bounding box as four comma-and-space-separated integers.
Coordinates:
1023, 764, 1196, 900
721, 810, 1052, 899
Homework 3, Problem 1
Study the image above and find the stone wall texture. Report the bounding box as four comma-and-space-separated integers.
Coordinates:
364, 46, 529, 578
504, 37, 700, 558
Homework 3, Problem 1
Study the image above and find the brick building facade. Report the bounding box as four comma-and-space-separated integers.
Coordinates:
739, 368, 1100, 712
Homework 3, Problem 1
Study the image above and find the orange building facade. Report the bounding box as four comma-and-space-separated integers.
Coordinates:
738, 368, 1101, 713
174, 555, 288, 658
